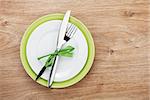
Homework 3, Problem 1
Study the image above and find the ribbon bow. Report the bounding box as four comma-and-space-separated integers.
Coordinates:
38, 46, 75, 68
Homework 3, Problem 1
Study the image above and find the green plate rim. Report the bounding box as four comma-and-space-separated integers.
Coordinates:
20, 14, 95, 88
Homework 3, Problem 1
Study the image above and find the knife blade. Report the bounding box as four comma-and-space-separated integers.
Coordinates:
48, 10, 71, 88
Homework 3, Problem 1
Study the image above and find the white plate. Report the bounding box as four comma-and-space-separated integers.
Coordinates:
26, 20, 88, 82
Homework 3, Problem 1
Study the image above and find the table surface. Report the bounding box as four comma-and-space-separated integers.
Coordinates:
0, 0, 149, 100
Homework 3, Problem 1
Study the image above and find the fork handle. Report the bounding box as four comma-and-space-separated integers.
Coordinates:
35, 66, 46, 81
48, 55, 59, 88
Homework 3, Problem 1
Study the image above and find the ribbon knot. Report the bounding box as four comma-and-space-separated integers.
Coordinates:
38, 45, 75, 68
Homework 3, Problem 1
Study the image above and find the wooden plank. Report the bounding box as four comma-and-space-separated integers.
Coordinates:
0, 0, 149, 100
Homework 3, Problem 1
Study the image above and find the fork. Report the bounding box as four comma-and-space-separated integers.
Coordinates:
48, 24, 77, 87
64, 24, 77, 41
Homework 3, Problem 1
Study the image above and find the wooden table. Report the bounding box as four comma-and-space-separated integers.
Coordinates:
0, 0, 149, 100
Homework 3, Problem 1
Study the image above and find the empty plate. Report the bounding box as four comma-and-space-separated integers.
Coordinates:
20, 14, 95, 88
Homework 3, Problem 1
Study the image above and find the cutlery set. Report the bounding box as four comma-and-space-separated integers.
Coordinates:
35, 10, 77, 88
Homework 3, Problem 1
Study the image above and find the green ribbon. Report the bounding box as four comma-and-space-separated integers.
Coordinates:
38, 45, 75, 68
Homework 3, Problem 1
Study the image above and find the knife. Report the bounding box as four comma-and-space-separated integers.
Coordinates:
48, 10, 71, 88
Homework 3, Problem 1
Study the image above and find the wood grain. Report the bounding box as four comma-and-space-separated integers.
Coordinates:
0, 0, 149, 100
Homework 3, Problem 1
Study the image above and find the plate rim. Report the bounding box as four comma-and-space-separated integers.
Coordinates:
20, 13, 95, 88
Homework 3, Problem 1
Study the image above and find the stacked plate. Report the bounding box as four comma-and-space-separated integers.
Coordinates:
20, 14, 95, 88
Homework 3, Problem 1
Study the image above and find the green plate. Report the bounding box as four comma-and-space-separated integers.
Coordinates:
20, 14, 95, 88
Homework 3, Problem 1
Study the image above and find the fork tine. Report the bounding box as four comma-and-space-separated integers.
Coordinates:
68, 25, 75, 37
67, 24, 74, 36
69, 27, 77, 38
66, 24, 72, 35
66, 24, 71, 32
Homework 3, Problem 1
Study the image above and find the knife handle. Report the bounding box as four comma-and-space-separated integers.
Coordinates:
35, 66, 46, 81
48, 55, 59, 88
